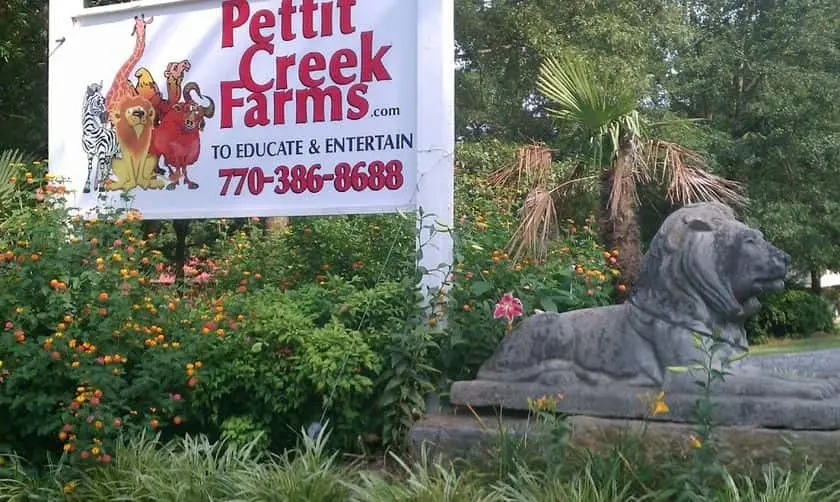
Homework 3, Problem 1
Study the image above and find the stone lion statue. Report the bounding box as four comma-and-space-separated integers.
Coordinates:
476, 202, 790, 388
451, 202, 840, 427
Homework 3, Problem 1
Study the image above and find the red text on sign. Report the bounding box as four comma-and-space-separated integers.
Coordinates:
220, 0, 393, 128
218, 160, 405, 196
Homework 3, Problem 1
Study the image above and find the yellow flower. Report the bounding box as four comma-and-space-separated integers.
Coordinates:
652, 392, 669, 416
63, 482, 75, 494
689, 435, 702, 449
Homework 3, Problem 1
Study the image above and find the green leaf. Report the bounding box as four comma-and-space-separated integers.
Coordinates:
540, 297, 558, 313
470, 281, 493, 296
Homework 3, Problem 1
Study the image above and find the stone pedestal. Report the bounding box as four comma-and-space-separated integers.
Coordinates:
449, 376, 840, 430
410, 412, 840, 469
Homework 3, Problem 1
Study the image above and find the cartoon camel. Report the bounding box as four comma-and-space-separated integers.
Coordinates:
135, 60, 192, 121
135, 60, 192, 177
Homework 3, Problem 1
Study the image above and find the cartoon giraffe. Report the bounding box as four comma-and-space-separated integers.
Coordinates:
105, 14, 154, 120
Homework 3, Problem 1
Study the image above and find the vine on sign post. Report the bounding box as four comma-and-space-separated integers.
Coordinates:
376, 209, 454, 448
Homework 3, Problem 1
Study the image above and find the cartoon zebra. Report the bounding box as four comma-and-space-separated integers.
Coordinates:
81, 82, 121, 193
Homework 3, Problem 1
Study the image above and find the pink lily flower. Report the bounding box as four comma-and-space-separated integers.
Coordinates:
493, 293, 524, 324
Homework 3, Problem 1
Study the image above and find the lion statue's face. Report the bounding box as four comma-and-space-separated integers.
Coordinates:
631, 202, 791, 339
723, 226, 789, 307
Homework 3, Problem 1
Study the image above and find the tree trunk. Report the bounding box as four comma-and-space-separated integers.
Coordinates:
173, 219, 190, 281
599, 142, 642, 303
265, 216, 290, 235
811, 269, 822, 294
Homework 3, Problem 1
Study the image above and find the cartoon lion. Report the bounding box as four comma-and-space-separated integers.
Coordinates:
107, 95, 163, 191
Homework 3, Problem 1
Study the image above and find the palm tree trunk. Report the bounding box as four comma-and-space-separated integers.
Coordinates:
599, 142, 642, 303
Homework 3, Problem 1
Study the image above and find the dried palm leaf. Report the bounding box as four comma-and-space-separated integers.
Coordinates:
488, 142, 554, 187
642, 140, 747, 208
507, 186, 557, 262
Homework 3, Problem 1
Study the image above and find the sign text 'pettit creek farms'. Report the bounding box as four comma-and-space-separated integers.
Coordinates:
49, 0, 438, 219
220, 0, 391, 128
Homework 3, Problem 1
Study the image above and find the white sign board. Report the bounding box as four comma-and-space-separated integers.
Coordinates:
49, 0, 454, 225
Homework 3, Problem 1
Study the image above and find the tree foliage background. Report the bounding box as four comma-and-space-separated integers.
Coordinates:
3, 0, 840, 278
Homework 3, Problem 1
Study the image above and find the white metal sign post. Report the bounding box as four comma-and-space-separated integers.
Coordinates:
49, 0, 454, 295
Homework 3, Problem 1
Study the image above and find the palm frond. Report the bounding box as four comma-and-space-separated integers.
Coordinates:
537, 53, 641, 166
0, 149, 37, 217
488, 143, 553, 187
0, 149, 35, 191
640, 140, 747, 208
507, 186, 557, 263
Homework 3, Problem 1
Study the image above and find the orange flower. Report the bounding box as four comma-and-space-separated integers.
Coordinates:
689, 435, 702, 449
652, 392, 669, 416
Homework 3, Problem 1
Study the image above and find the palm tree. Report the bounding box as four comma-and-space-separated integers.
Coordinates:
513, 53, 745, 299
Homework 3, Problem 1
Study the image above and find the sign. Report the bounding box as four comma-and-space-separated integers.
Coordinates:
48, 0, 454, 225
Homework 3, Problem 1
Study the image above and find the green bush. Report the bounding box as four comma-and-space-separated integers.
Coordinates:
747, 289, 835, 342
187, 282, 393, 452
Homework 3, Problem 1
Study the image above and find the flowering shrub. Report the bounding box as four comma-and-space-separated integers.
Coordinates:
439, 142, 620, 382
0, 167, 412, 461
187, 280, 410, 451
1, 140, 630, 462
0, 173, 221, 463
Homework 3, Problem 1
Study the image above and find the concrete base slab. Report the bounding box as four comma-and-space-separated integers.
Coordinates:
450, 379, 840, 430
410, 412, 840, 469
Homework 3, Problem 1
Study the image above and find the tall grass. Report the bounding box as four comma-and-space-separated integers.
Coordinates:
3, 425, 840, 502
350, 446, 496, 502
